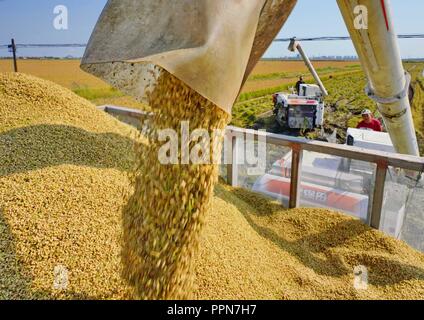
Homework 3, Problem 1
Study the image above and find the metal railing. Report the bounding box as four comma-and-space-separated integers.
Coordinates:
226, 126, 424, 229
100, 105, 424, 231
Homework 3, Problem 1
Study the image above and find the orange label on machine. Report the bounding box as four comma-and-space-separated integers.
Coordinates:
264, 177, 368, 217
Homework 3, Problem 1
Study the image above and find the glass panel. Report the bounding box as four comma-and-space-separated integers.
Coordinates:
230, 138, 378, 223
298, 150, 376, 222
221, 132, 424, 253
379, 167, 410, 239
218, 149, 228, 183
235, 138, 291, 193
387, 169, 424, 252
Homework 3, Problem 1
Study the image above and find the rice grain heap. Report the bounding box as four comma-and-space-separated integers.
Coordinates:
194, 185, 424, 300
1, 72, 424, 300
121, 69, 230, 299
0, 72, 137, 299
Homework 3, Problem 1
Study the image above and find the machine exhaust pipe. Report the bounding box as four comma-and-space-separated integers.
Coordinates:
337, 0, 420, 157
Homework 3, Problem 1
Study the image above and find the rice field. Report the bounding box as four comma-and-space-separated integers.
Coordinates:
242, 62, 361, 93
234, 61, 424, 149
251, 60, 359, 75
0, 59, 106, 89
0, 58, 360, 98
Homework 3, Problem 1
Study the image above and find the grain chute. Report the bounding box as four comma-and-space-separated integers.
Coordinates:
81, 0, 298, 114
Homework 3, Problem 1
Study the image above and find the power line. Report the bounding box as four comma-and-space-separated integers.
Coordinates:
274, 34, 424, 42
0, 43, 87, 49
1, 34, 424, 49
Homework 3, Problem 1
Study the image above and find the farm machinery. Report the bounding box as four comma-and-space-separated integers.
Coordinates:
272, 38, 328, 130
272, 83, 326, 129
81, 0, 421, 235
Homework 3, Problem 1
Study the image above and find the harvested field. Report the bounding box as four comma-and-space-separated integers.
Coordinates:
0, 59, 107, 89
0, 59, 147, 110
242, 62, 361, 93
242, 77, 296, 94
1, 72, 424, 300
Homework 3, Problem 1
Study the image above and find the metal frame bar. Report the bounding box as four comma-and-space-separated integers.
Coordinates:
226, 135, 238, 187
99, 105, 153, 119
10, 39, 18, 72
369, 160, 388, 228
101, 107, 424, 230
289, 144, 303, 208
227, 126, 424, 172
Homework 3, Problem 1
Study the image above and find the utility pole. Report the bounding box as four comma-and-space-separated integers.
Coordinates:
8, 39, 18, 72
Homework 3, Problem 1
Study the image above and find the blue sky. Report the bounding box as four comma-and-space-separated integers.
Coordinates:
0, 0, 423, 58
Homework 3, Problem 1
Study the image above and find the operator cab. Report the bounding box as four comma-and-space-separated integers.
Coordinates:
298, 83, 324, 98
273, 84, 325, 130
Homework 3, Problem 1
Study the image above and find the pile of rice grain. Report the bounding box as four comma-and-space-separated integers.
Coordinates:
0, 72, 138, 299
1, 72, 424, 300
195, 185, 424, 300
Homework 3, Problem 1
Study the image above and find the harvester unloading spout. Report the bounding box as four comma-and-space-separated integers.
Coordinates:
337, 0, 420, 157
288, 38, 329, 97
81, 0, 298, 115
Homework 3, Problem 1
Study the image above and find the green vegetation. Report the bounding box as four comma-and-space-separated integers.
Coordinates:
323, 71, 375, 133
237, 85, 291, 103
247, 65, 361, 81
231, 63, 424, 146
73, 86, 124, 101
231, 96, 273, 128
324, 71, 372, 110
248, 72, 291, 81
408, 64, 424, 153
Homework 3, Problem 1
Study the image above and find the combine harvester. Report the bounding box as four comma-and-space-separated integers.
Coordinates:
272, 38, 328, 130
81, 0, 422, 239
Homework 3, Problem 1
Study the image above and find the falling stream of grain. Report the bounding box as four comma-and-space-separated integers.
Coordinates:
121, 69, 230, 299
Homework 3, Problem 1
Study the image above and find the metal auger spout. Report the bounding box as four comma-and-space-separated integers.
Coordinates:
337, 0, 420, 157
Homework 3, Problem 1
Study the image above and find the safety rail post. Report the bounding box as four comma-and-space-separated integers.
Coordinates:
369, 160, 388, 229
226, 134, 238, 187
289, 144, 303, 208
9, 39, 18, 72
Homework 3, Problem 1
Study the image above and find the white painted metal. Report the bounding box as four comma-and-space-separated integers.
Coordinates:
347, 128, 395, 153
299, 84, 322, 98
337, 0, 420, 156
